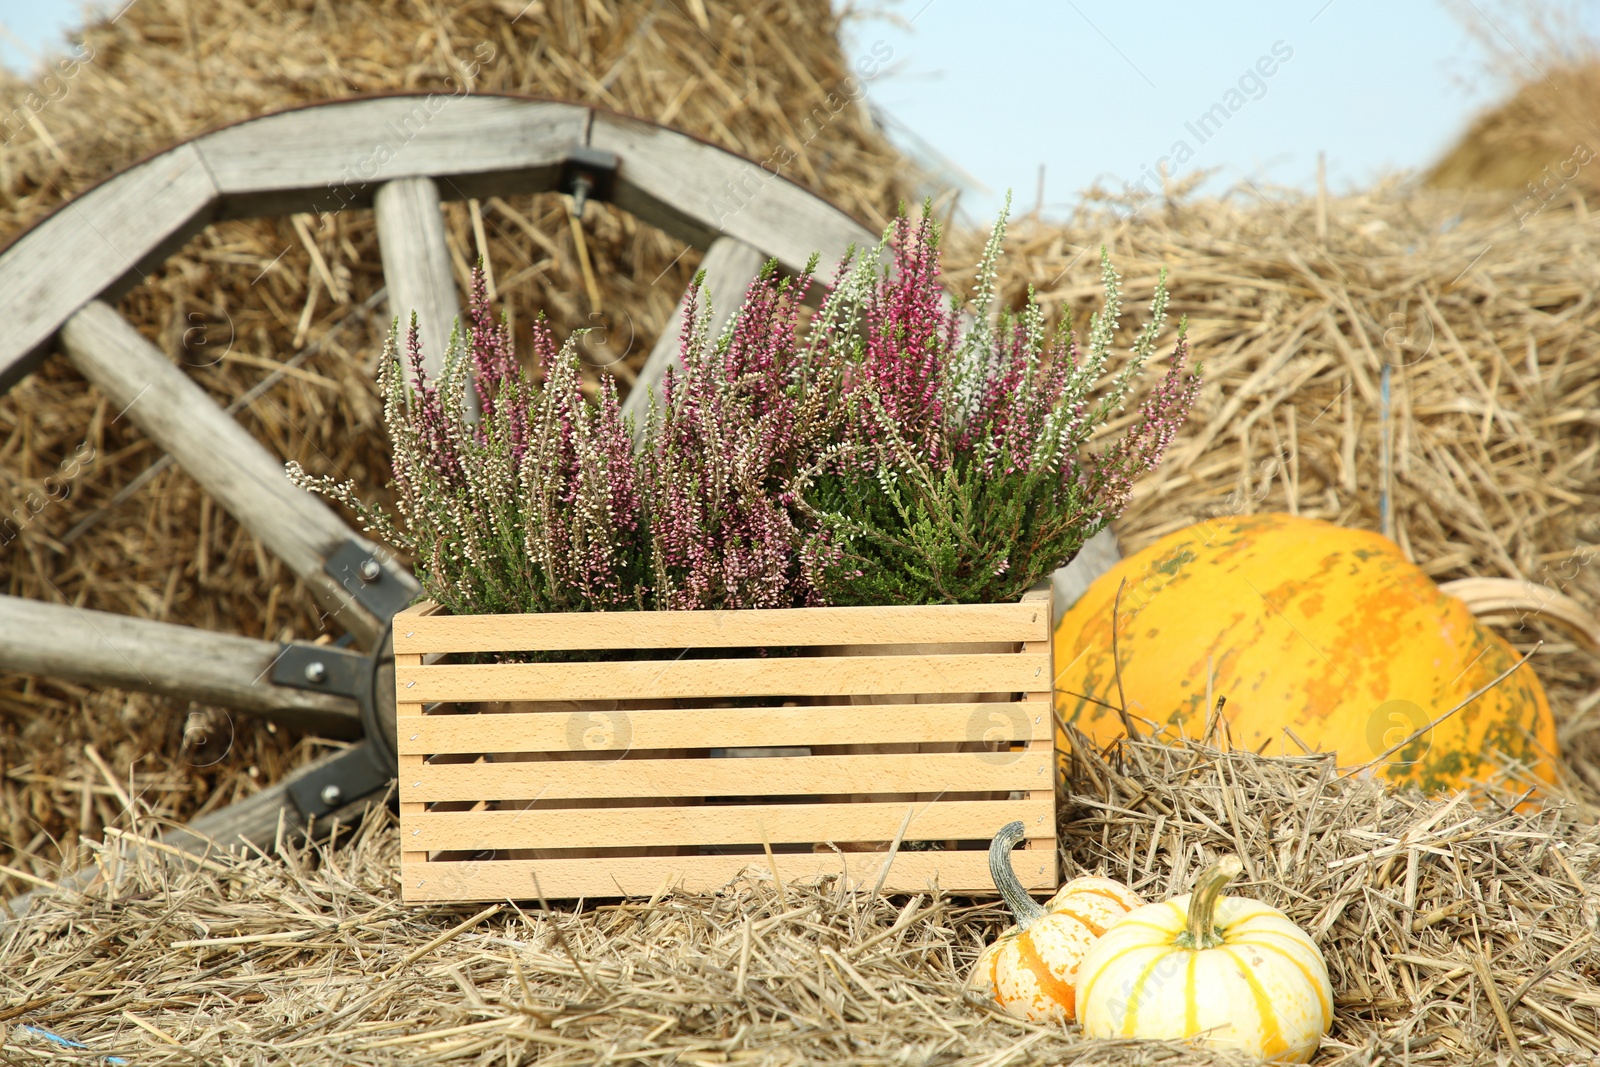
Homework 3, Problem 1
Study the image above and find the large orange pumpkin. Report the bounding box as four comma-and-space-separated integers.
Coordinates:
1053, 513, 1558, 791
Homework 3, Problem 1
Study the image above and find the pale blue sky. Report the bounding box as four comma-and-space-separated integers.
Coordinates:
840, 0, 1541, 219
0, 1, 1573, 219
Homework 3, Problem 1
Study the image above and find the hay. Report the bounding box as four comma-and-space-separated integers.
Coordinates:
1424, 61, 1600, 198
0, 0, 912, 892
1424, 2, 1600, 198
2, 731, 1596, 1066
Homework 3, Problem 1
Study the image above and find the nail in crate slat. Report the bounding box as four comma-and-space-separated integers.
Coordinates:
393, 591, 1057, 904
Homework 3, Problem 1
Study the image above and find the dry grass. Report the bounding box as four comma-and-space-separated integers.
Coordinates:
3, 730, 1596, 1066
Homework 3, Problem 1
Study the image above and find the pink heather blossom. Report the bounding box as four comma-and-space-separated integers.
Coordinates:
289, 216, 1199, 615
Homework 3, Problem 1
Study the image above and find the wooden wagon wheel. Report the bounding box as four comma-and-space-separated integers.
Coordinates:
0, 94, 876, 894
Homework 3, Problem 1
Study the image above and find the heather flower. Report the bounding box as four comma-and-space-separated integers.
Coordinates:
641, 258, 842, 610
797, 204, 1201, 605
289, 214, 1197, 618
289, 266, 649, 616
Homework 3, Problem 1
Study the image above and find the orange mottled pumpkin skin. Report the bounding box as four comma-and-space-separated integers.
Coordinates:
1054, 513, 1559, 791
967, 876, 1145, 1022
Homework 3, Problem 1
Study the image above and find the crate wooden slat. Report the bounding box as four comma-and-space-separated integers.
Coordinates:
407, 797, 1052, 851
399, 700, 1052, 754
402, 750, 1052, 803
397, 652, 1049, 703
394, 594, 1057, 903
404, 848, 1057, 904
396, 649, 428, 870
392, 600, 1048, 654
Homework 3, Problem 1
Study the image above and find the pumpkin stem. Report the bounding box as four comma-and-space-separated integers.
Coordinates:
1177, 855, 1243, 949
988, 821, 1047, 928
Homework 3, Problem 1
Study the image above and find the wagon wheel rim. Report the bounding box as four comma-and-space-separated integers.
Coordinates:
0, 93, 877, 881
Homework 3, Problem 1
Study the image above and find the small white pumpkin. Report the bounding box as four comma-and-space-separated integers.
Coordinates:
966, 821, 1144, 1022
1075, 856, 1332, 1062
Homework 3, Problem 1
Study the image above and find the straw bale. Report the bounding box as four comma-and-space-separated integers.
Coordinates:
1424, 61, 1600, 199
3, 730, 1596, 1065
1425, 3, 1600, 200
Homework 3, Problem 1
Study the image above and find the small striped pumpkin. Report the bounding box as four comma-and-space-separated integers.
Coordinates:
967, 822, 1144, 1022
1076, 857, 1332, 1062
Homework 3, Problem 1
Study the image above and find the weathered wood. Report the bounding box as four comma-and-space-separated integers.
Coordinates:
402, 848, 1050, 902
408, 797, 1049, 851
589, 111, 877, 276
167, 740, 382, 853
402, 750, 1050, 803
195, 96, 588, 218
0, 97, 885, 400
0, 142, 218, 392
401, 700, 1050, 755
59, 301, 417, 647
621, 236, 767, 433
398, 652, 1050, 704
0, 594, 359, 734
374, 177, 465, 388
392, 599, 1048, 654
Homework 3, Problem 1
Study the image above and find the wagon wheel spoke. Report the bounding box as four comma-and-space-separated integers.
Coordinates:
58, 300, 418, 650
0, 594, 362, 737
373, 177, 473, 410
622, 236, 767, 432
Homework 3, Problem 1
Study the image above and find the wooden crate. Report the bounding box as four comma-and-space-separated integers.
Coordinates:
391, 590, 1056, 903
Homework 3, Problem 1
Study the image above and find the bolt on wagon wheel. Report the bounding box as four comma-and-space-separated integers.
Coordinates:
0, 93, 875, 910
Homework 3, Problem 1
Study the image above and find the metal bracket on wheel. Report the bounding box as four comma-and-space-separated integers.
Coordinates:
284, 739, 393, 819
270, 642, 368, 697
323, 540, 415, 621
272, 617, 400, 821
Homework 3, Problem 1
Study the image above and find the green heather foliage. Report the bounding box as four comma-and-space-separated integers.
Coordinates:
289, 210, 1199, 614
797, 210, 1199, 605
